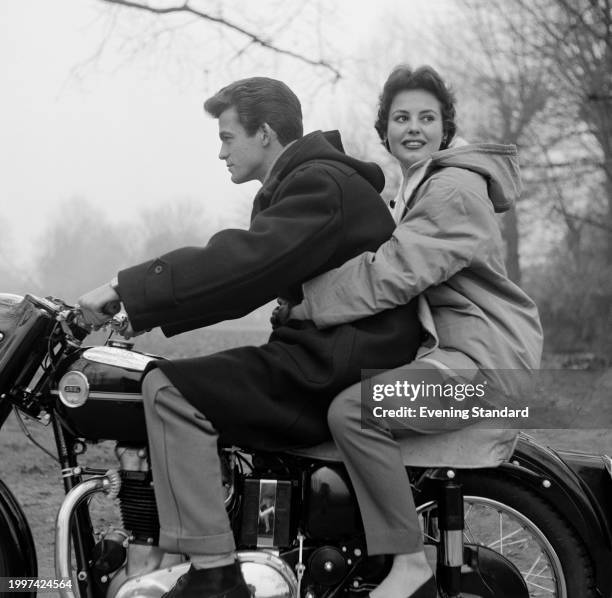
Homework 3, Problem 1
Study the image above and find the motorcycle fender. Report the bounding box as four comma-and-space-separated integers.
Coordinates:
508, 438, 612, 546
0, 477, 37, 579
501, 437, 612, 595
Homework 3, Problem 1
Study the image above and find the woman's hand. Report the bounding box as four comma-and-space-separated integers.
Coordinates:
270, 298, 294, 329
270, 298, 309, 328
289, 303, 307, 320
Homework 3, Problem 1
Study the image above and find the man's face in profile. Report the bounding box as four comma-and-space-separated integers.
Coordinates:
217, 107, 269, 184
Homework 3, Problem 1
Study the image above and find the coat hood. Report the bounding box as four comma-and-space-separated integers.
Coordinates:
429, 143, 522, 213
254, 130, 385, 212
278, 130, 385, 191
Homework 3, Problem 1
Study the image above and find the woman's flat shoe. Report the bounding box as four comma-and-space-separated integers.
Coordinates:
406, 575, 437, 598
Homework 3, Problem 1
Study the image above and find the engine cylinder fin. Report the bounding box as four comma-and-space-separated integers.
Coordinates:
118, 471, 160, 544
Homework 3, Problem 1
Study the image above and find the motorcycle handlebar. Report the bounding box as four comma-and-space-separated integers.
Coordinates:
69, 308, 129, 335
24, 294, 131, 341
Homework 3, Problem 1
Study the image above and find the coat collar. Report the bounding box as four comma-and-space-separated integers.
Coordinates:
251, 132, 327, 216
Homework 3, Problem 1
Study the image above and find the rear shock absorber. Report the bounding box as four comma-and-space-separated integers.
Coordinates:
437, 469, 463, 597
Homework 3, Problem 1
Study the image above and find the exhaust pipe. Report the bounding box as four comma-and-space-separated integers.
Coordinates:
55, 470, 121, 598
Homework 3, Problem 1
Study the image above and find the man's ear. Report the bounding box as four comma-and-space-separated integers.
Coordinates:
260, 123, 277, 147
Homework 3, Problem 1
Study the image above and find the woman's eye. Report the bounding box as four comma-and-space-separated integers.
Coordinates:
395, 115, 408, 123
422, 115, 435, 123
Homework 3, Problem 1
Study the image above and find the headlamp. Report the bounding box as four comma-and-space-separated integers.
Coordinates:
58, 371, 90, 408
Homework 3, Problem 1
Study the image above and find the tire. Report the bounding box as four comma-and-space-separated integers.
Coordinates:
0, 479, 37, 598
416, 471, 596, 598
0, 524, 36, 598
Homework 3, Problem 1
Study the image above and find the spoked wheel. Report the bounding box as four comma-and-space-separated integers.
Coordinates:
416, 472, 596, 598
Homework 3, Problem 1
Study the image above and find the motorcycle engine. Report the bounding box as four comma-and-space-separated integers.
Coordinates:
87, 445, 160, 588
115, 445, 160, 545
92, 444, 238, 582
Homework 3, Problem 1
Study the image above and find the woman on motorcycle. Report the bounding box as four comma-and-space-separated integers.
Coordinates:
287, 65, 543, 598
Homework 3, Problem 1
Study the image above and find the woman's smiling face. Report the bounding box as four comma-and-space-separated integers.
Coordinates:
386, 88, 444, 168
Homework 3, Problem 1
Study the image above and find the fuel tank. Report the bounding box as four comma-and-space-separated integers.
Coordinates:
52, 345, 160, 442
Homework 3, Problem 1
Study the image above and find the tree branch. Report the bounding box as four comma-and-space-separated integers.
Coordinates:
97, 0, 342, 80
556, 0, 608, 41
551, 205, 612, 232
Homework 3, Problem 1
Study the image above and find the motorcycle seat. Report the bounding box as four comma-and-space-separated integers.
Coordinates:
285, 425, 518, 468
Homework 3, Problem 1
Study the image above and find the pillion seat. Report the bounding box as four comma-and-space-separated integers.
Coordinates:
285, 425, 518, 468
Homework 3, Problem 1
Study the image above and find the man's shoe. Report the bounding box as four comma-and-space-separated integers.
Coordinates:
161, 562, 252, 598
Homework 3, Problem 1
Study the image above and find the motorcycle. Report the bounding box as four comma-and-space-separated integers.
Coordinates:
0, 293, 610, 598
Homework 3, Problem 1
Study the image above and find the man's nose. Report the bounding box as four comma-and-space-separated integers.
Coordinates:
218, 145, 228, 160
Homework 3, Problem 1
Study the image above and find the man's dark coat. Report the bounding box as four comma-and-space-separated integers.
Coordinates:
118, 131, 421, 449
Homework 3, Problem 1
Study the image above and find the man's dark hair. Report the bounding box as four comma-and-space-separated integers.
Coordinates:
204, 77, 303, 146
375, 65, 457, 151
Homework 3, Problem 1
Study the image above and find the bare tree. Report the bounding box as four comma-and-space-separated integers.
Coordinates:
134, 198, 241, 260
85, 0, 343, 84
493, 0, 612, 262
434, 1, 556, 284
36, 199, 132, 302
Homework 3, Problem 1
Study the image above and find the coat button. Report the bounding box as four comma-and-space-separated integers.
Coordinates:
154, 265, 163, 274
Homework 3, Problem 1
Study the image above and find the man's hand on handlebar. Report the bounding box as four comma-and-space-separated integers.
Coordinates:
77, 282, 121, 328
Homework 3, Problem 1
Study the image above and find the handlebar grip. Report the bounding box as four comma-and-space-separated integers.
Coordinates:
102, 300, 122, 316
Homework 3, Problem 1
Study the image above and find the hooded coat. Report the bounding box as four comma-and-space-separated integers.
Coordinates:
117, 131, 422, 449
299, 143, 543, 400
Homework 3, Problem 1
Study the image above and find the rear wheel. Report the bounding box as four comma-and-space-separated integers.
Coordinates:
416, 472, 596, 598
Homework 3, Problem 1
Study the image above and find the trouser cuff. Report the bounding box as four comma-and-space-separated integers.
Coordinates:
159, 529, 236, 555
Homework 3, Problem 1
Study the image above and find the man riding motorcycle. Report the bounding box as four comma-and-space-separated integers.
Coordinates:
77, 76, 423, 598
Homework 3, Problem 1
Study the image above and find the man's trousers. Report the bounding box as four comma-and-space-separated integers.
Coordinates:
142, 368, 235, 555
